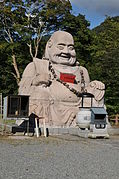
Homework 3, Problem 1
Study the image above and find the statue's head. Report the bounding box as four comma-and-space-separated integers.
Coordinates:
45, 31, 76, 65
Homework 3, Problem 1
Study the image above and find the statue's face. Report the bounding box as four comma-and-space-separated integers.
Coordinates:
48, 32, 76, 65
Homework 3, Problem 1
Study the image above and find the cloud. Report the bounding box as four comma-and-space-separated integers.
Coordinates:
70, 0, 119, 16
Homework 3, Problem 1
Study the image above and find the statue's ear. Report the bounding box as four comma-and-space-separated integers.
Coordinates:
44, 39, 53, 59
48, 39, 53, 48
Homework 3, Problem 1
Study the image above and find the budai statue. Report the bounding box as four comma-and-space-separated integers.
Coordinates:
19, 31, 105, 127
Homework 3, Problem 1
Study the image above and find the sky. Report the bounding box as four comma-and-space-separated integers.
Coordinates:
70, 0, 119, 29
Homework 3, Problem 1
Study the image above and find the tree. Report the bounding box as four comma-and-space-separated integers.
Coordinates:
0, 0, 45, 84
90, 16, 119, 115
40, 0, 72, 33
100, 48, 119, 115
0, 0, 22, 84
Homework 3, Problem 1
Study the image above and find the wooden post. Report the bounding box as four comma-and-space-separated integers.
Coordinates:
115, 114, 119, 126
26, 118, 29, 136
35, 118, 39, 137
43, 117, 46, 137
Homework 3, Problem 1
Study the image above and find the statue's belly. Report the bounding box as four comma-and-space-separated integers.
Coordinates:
49, 81, 81, 103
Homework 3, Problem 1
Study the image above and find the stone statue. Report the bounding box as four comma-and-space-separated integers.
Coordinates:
19, 31, 105, 127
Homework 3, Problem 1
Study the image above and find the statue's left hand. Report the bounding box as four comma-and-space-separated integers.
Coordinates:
85, 80, 105, 101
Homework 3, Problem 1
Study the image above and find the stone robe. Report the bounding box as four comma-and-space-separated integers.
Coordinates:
19, 58, 104, 127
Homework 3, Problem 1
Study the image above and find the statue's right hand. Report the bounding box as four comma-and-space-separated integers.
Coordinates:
32, 73, 51, 86
85, 80, 105, 101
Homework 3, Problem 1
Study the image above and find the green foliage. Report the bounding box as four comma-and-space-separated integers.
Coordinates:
90, 16, 119, 115
92, 16, 119, 57
0, 40, 31, 97
0, 41, 17, 96
40, 0, 72, 32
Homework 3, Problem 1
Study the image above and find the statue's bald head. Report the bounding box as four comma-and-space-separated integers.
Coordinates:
49, 31, 74, 45
45, 31, 76, 65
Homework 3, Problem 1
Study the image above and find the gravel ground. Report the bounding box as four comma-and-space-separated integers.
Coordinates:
0, 134, 119, 179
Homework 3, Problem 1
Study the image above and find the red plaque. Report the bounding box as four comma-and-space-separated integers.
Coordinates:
60, 73, 76, 83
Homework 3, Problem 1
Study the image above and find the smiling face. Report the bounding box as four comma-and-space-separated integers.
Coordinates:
47, 31, 76, 65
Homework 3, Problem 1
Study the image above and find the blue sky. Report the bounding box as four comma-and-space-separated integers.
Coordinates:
70, 0, 119, 29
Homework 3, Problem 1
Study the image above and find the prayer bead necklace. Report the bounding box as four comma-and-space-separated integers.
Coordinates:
49, 62, 85, 97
